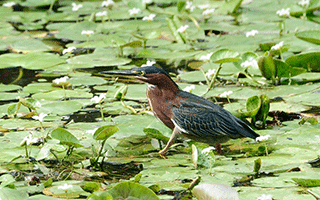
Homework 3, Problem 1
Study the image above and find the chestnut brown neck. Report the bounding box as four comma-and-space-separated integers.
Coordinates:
138, 73, 180, 98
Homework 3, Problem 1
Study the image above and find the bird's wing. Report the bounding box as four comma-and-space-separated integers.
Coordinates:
171, 97, 259, 140
171, 100, 241, 138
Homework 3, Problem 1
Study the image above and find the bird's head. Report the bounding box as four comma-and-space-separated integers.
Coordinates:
102, 66, 178, 87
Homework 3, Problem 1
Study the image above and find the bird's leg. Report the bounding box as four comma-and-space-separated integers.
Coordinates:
159, 127, 181, 159
216, 143, 222, 155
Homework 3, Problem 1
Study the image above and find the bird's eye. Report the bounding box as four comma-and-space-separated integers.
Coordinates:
140, 71, 146, 76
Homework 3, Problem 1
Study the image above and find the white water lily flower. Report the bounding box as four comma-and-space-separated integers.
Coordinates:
205, 69, 216, 78
91, 93, 106, 103
257, 194, 273, 200
198, 4, 210, 10
96, 11, 107, 17
202, 8, 215, 16
129, 8, 141, 15
32, 113, 47, 122
101, 0, 114, 7
256, 135, 271, 142
20, 133, 40, 146
241, 59, 259, 69
81, 30, 94, 36
183, 85, 195, 93
298, 0, 310, 7
58, 183, 73, 190
3, 2, 16, 7
186, 1, 195, 12
141, 60, 156, 67
271, 41, 284, 50
71, 3, 82, 11
142, 0, 152, 3
142, 13, 156, 21
53, 76, 69, 84
201, 146, 215, 155
246, 30, 258, 37
220, 91, 233, 98
62, 46, 76, 54
276, 8, 290, 17
177, 25, 189, 33
200, 52, 213, 61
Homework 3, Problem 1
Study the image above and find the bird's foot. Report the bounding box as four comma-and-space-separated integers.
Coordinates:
158, 149, 168, 159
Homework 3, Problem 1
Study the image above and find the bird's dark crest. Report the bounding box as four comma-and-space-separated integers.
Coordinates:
133, 66, 171, 78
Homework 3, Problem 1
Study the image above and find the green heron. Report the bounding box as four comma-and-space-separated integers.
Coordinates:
102, 66, 259, 158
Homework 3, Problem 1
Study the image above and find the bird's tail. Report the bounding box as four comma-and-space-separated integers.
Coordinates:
236, 118, 259, 139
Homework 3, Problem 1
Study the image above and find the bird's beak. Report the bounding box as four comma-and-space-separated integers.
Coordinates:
100, 70, 139, 76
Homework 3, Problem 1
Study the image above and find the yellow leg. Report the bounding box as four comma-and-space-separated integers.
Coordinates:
159, 128, 181, 159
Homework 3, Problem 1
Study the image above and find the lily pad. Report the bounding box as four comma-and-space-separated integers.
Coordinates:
51, 128, 83, 148
107, 181, 160, 200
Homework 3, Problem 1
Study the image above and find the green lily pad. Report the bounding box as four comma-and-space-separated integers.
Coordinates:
93, 125, 119, 140
210, 49, 241, 63
37, 100, 84, 115
0, 52, 65, 70
296, 30, 320, 45
51, 128, 83, 148
55, 21, 97, 41
286, 52, 320, 72
108, 181, 160, 200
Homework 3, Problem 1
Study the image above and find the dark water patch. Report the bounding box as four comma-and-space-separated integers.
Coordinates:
0, 67, 37, 86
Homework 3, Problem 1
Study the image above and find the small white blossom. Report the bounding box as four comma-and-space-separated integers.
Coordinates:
20, 133, 40, 146
271, 41, 284, 50
81, 30, 94, 36
256, 135, 271, 142
276, 8, 290, 17
257, 194, 273, 200
205, 69, 216, 78
142, 0, 152, 3
186, 1, 195, 12
32, 113, 47, 122
241, 59, 259, 69
141, 60, 156, 67
101, 0, 114, 7
3, 2, 16, 7
183, 85, 195, 93
53, 76, 69, 84
35, 101, 42, 108
198, 4, 210, 10
177, 25, 189, 33
86, 128, 98, 135
71, 3, 83, 11
142, 13, 156, 21
58, 183, 73, 190
246, 30, 258, 37
62, 46, 76, 55
202, 8, 215, 16
220, 91, 233, 97
201, 146, 215, 155
200, 52, 213, 61
91, 93, 106, 103
129, 8, 141, 15
96, 11, 107, 17
298, 0, 310, 7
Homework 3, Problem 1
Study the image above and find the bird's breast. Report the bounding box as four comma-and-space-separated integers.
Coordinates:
146, 85, 175, 130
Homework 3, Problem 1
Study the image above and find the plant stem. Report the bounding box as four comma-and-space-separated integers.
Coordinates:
94, 139, 106, 164
99, 102, 105, 121
203, 63, 223, 96
25, 144, 29, 158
